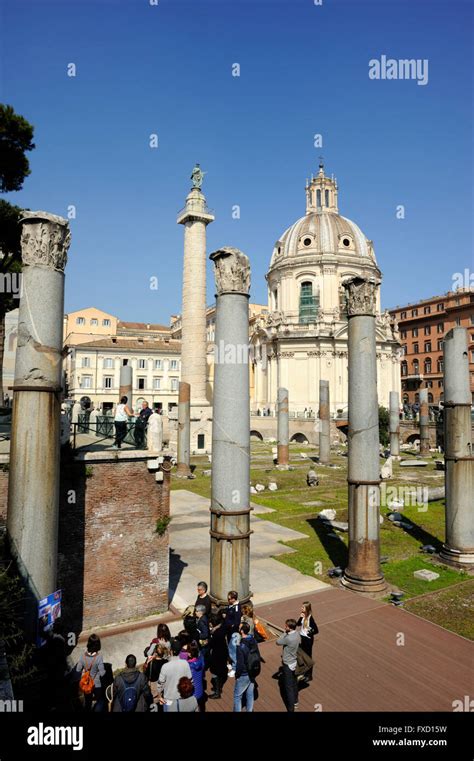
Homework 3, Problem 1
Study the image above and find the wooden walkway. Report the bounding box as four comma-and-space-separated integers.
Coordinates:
206, 587, 473, 712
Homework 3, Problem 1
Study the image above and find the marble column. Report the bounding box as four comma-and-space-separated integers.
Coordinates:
119, 364, 133, 411
319, 379, 330, 464
7, 211, 71, 608
176, 381, 191, 478
341, 276, 386, 594
389, 391, 400, 457
440, 328, 474, 567
419, 388, 430, 454
209, 247, 251, 605
277, 387, 289, 468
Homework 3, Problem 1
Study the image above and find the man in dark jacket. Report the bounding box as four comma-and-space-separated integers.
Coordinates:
224, 590, 242, 677
233, 622, 257, 712
195, 605, 210, 668
112, 654, 152, 712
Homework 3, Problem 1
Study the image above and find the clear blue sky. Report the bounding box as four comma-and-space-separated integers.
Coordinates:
1, 0, 472, 322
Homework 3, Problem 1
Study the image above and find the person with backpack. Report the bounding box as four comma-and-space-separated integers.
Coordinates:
75, 634, 106, 712
233, 621, 260, 712
111, 654, 152, 712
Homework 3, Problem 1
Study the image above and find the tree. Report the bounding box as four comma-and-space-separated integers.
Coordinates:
378, 406, 390, 448
0, 105, 35, 399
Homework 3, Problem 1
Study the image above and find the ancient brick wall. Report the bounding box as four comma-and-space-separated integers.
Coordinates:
58, 456, 170, 633
0, 466, 9, 528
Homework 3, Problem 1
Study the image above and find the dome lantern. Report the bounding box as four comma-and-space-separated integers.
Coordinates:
305, 161, 338, 214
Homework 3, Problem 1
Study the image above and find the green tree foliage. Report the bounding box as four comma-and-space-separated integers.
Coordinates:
379, 405, 390, 447
0, 104, 35, 192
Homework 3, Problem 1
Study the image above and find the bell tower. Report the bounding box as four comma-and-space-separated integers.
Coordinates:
305, 160, 338, 214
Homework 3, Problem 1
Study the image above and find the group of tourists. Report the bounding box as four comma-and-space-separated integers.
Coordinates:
72, 583, 319, 713
113, 398, 163, 450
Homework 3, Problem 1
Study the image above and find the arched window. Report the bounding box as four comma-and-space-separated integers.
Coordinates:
325, 189, 329, 207
415, 393, 420, 403
273, 289, 278, 310
437, 358, 443, 373
424, 358, 432, 374
428, 393, 433, 403
403, 393, 409, 404
413, 359, 419, 374
316, 189, 321, 208
299, 281, 318, 324
401, 361, 408, 376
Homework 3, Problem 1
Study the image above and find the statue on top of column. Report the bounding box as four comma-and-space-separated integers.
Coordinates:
191, 163, 205, 190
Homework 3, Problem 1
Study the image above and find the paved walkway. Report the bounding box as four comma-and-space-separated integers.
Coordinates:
169, 489, 328, 610
206, 587, 474, 712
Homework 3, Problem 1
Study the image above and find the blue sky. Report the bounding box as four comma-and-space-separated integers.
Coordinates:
1, 0, 472, 322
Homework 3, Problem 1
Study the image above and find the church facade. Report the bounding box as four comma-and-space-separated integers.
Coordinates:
250, 165, 401, 416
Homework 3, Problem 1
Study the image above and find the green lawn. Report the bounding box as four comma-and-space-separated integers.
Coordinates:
172, 441, 472, 639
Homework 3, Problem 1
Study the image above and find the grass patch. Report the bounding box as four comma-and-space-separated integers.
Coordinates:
382, 556, 468, 598
403, 580, 474, 640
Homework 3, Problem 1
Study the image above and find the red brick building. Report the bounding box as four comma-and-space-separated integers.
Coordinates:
389, 288, 474, 407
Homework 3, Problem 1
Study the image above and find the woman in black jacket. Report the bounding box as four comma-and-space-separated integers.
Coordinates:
296, 601, 318, 682
208, 611, 229, 700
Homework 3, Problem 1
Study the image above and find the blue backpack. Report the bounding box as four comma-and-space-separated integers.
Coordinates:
120, 673, 140, 712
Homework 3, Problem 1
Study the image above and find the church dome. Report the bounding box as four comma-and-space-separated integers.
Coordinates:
269, 165, 377, 270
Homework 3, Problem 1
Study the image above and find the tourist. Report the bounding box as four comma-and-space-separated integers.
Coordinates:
134, 400, 153, 449
75, 633, 106, 712
157, 639, 192, 704
160, 676, 199, 712
188, 642, 206, 712
208, 610, 228, 700
233, 621, 260, 712
144, 643, 170, 707
111, 654, 152, 712
296, 601, 318, 681
144, 623, 172, 659
276, 619, 301, 712
224, 590, 242, 677
176, 630, 192, 660
113, 396, 133, 449
195, 605, 210, 666
195, 581, 212, 617
241, 602, 255, 635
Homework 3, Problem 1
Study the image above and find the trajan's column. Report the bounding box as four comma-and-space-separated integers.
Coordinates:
176, 164, 215, 451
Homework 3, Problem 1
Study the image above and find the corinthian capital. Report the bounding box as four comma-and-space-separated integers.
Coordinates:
342, 275, 379, 317
210, 246, 251, 295
20, 211, 71, 272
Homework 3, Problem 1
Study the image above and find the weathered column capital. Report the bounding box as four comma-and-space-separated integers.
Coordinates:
342, 275, 380, 317
20, 211, 71, 272
210, 247, 251, 296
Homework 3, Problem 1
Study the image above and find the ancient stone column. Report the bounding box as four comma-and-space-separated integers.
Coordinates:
176, 381, 191, 478
209, 247, 251, 605
389, 391, 400, 457
440, 328, 474, 567
7, 212, 71, 607
119, 364, 133, 410
277, 387, 289, 468
419, 388, 430, 454
341, 276, 386, 594
319, 379, 330, 464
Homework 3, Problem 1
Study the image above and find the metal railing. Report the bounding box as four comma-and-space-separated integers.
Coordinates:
72, 415, 148, 451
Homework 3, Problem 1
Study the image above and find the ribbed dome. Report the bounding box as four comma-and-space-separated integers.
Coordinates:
270, 211, 376, 269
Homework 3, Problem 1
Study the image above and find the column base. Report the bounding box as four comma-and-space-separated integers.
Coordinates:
439, 545, 474, 568
175, 465, 193, 479
340, 570, 387, 595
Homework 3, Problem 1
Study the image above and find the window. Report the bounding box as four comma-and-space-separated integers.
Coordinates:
401, 311, 407, 319
411, 308, 418, 317
424, 325, 431, 335
154, 359, 162, 370
303, 238, 311, 246
273, 289, 278, 310
90, 319, 98, 326
424, 342, 431, 353
413, 343, 419, 354
456, 317, 461, 326
471, 315, 474, 325
138, 359, 147, 369
437, 323, 444, 333
426, 380, 433, 388
299, 281, 318, 323
412, 359, 419, 374
76, 317, 85, 326
412, 327, 418, 337
401, 361, 408, 376
104, 376, 113, 389
424, 358, 432, 374
171, 378, 178, 392
401, 345, 407, 355
197, 434, 205, 449
342, 237, 351, 247
400, 330, 407, 339
414, 393, 420, 403
437, 359, 443, 373
438, 340, 443, 351
424, 306, 431, 314
81, 375, 92, 389
170, 359, 178, 370
82, 357, 91, 368
325, 189, 329, 206
316, 189, 321, 207
153, 378, 161, 390
471, 350, 474, 363
437, 303, 444, 312
428, 393, 433, 403
138, 378, 145, 390
438, 380, 443, 388
103, 358, 114, 369
103, 319, 111, 327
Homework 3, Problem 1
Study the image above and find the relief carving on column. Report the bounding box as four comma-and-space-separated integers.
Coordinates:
20, 211, 71, 272
210, 247, 251, 295
342, 276, 379, 317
